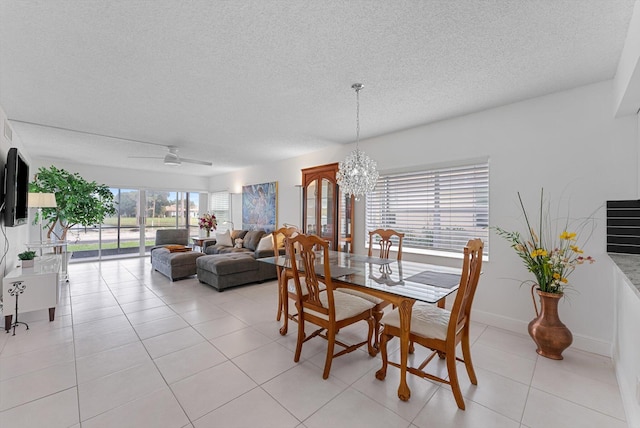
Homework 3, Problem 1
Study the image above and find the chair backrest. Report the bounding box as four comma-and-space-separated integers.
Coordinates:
272, 226, 299, 256
288, 233, 333, 318
155, 229, 189, 246
368, 229, 405, 260
447, 239, 483, 339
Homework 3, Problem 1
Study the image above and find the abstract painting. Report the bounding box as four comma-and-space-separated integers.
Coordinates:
242, 181, 277, 232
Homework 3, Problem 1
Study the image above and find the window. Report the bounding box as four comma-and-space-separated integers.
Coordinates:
210, 191, 230, 228
365, 160, 489, 257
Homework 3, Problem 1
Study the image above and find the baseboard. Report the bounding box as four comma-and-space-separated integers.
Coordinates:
472, 309, 612, 357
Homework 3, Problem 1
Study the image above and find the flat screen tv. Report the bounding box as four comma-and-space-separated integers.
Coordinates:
3, 148, 29, 227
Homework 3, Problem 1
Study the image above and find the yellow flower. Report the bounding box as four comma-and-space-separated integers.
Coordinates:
530, 249, 548, 258
560, 231, 577, 241
570, 245, 583, 254
553, 272, 561, 280
561, 277, 568, 284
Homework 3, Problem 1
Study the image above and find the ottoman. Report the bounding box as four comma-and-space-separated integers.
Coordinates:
197, 253, 273, 291
151, 248, 205, 281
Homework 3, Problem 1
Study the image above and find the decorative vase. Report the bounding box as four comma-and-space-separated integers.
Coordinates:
528, 286, 572, 360
21, 259, 34, 268
206, 229, 210, 238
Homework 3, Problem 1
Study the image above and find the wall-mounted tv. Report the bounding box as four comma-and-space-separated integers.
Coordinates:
3, 148, 29, 227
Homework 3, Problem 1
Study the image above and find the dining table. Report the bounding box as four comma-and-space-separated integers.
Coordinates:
259, 250, 462, 401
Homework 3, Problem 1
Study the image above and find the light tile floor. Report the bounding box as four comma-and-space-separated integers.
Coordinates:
0, 258, 628, 428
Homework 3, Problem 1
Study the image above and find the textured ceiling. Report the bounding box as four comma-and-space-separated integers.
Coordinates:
0, 1, 635, 177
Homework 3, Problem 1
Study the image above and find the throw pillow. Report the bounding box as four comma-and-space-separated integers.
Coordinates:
215, 230, 233, 247
231, 230, 248, 240
256, 233, 274, 252
243, 230, 266, 251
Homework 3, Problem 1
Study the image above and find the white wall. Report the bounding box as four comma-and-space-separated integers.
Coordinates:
210, 80, 637, 355
0, 105, 32, 277
29, 158, 211, 192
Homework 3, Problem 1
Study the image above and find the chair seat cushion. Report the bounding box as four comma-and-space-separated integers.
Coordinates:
305, 290, 375, 322
381, 302, 450, 340
339, 288, 386, 305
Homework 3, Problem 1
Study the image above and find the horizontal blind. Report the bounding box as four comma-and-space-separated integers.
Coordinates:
366, 162, 489, 256
210, 191, 230, 226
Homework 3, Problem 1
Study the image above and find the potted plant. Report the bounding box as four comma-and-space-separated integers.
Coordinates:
29, 166, 117, 243
18, 250, 37, 268
494, 189, 595, 360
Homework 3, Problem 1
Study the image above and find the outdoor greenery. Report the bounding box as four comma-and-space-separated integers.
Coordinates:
30, 166, 117, 241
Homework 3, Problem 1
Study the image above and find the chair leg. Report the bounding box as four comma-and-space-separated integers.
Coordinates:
279, 283, 289, 336
375, 330, 390, 380
276, 273, 283, 322
446, 350, 466, 410
461, 329, 477, 385
372, 308, 383, 350
366, 315, 376, 356
323, 326, 336, 379
294, 306, 304, 362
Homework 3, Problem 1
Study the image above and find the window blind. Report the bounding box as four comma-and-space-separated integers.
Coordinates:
365, 161, 489, 257
210, 191, 230, 226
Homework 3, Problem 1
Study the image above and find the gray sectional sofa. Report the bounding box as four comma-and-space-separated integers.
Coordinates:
196, 229, 278, 291
150, 229, 204, 281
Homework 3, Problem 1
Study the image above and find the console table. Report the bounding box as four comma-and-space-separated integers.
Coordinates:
3, 255, 61, 332
26, 241, 69, 282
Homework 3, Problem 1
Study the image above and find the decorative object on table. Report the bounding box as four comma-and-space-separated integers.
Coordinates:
30, 166, 116, 242
7, 280, 29, 335
18, 250, 37, 268
198, 212, 217, 237
494, 189, 595, 359
242, 181, 277, 232
28, 192, 57, 248
336, 83, 379, 200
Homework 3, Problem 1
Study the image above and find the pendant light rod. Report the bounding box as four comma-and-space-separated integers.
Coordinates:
352, 83, 363, 149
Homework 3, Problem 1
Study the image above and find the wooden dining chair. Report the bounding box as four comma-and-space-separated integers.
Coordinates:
342, 228, 406, 350
288, 233, 377, 379
272, 225, 300, 335
376, 239, 483, 409
368, 228, 405, 260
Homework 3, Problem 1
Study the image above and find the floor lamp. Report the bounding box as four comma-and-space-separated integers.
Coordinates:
28, 193, 58, 251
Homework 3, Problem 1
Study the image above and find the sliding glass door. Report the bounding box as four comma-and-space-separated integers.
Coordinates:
68, 188, 204, 260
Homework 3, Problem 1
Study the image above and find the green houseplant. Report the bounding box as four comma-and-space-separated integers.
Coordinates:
18, 250, 37, 268
494, 189, 595, 359
29, 166, 117, 242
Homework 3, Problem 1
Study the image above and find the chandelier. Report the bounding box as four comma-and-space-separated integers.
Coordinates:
336, 83, 379, 200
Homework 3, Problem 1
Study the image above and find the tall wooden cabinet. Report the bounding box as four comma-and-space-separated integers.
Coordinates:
301, 163, 354, 252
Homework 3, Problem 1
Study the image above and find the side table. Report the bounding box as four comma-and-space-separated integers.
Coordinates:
191, 237, 216, 252
3, 255, 61, 332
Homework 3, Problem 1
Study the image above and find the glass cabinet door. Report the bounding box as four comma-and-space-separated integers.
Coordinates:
302, 163, 353, 252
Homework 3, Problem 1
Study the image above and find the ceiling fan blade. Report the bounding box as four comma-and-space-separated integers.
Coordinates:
181, 157, 213, 166
128, 156, 164, 160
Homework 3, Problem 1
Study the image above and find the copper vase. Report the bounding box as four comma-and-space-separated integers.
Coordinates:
527, 286, 572, 360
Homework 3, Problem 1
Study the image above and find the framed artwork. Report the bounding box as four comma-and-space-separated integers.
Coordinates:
242, 181, 277, 232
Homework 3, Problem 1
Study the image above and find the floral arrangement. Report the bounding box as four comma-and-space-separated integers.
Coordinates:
494, 189, 595, 294
198, 212, 217, 231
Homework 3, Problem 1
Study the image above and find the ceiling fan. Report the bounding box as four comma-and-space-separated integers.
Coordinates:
129, 145, 212, 167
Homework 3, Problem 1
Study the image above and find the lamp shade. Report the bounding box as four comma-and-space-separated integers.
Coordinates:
28, 192, 57, 208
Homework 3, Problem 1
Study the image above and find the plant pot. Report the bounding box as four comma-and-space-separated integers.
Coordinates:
21, 259, 34, 268
528, 287, 572, 360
